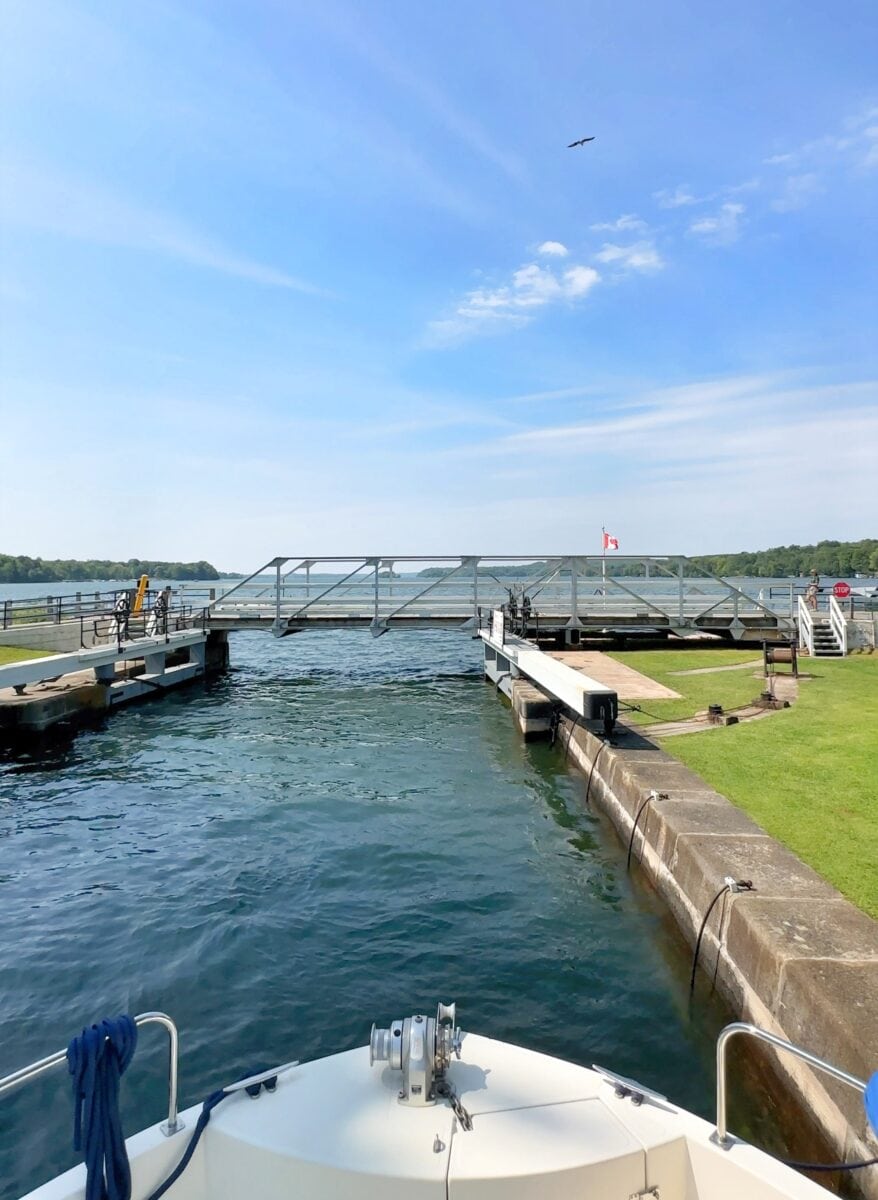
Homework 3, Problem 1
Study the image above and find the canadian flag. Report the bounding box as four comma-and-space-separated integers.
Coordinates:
602, 531, 619, 551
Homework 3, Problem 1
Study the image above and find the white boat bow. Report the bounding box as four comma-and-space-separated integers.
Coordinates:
10, 1002, 860, 1200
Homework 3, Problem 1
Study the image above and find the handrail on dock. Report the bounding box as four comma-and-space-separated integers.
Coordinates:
0, 1011, 183, 1136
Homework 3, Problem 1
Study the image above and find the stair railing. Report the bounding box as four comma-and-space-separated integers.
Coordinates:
829, 594, 848, 655
796, 594, 815, 656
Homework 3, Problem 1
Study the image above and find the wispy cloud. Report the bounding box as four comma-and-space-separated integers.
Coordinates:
426, 258, 600, 345
452, 378, 878, 489
1, 161, 325, 292
590, 213, 648, 233
306, 1, 525, 184
689, 202, 745, 245
771, 172, 823, 212
489, 375, 778, 453
536, 240, 569, 257
762, 106, 878, 173
653, 185, 706, 208
594, 241, 664, 272
862, 123, 878, 169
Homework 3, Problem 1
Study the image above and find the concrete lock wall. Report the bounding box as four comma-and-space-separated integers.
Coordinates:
559, 718, 878, 1192
0, 620, 102, 653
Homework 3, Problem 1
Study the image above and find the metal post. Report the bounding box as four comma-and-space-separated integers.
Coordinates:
305, 563, 311, 601
678, 559, 685, 622
275, 560, 281, 630
374, 560, 379, 624
570, 557, 578, 621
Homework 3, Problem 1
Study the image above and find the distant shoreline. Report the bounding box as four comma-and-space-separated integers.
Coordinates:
0, 555, 241, 584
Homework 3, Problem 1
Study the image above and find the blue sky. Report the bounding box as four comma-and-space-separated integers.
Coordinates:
1, 0, 876, 569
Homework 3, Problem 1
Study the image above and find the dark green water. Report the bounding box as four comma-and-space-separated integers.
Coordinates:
1, 630, 776, 1197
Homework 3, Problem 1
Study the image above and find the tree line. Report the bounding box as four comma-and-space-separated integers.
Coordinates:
417, 539, 878, 580
0, 555, 222, 583
690, 539, 878, 578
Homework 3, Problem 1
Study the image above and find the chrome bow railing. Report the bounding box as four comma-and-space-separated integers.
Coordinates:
0, 1011, 183, 1136
715, 1021, 866, 1147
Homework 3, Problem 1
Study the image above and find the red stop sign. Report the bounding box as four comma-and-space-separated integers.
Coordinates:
833, 581, 851, 599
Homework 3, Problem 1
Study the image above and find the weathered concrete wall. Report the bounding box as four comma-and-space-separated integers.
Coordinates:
0, 620, 100, 652
510, 677, 555, 739
561, 718, 878, 1191
848, 616, 877, 650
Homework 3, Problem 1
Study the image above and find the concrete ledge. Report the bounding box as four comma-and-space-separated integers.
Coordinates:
561, 717, 878, 1192
510, 678, 555, 739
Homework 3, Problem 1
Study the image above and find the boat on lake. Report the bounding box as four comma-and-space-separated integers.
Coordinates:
4, 1001, 875, 1199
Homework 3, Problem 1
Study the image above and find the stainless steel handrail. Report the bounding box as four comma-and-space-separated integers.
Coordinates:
715, 1021, 866, 1147
0, 1011, 184, 1136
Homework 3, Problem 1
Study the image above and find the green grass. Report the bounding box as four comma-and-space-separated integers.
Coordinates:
0, 645, 53, 666
616, 652, 878, 916
608, 648, 765, 725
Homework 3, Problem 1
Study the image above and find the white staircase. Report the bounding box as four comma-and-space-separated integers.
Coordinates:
809, 617, 844, 656
797, 594, 848, 657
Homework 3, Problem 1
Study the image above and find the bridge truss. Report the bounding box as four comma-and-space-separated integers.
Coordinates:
193, 556, 796, 643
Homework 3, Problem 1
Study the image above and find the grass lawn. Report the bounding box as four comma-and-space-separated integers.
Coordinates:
0, 645, 52, 666
613, 651, 878, 917
609, 648, 765, 725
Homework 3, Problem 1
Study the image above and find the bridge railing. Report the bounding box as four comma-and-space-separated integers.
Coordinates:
200, 556, 796, 634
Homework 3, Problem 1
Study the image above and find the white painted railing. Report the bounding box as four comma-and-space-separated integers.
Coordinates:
829, 594, 848, 655
797, 594, 815, 655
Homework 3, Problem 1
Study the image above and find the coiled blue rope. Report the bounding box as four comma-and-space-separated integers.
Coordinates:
67, 1015, 138, 1200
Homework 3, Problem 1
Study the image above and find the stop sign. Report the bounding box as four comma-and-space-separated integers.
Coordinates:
833, 581, 851, 599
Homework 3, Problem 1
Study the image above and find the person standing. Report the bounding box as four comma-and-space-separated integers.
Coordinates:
806, 568, 820, 611
110, 591, 131, 641
147, 586, 171, 636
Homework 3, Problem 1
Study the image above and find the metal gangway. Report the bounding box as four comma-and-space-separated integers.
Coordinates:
188, 556, 797, 643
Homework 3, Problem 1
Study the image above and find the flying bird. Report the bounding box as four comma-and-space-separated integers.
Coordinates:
567, 136, 595, 147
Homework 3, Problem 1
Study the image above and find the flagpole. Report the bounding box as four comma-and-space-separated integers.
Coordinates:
601, 526, 607, 595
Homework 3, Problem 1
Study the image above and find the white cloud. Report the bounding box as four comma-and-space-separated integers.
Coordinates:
1, 161, 324, 292
590, 213, 648, 233
689, 202, 745, 245
653, 185, 704, 208
594, 241, 665, 272
771, 173, 823, 212
562, 265, 601, 295
537, 240, 569, 257
426, 257, 601, 345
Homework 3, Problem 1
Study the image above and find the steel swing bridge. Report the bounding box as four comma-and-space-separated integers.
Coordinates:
189, 555, 796, 643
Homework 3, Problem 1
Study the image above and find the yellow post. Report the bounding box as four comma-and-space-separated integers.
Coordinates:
132, 574, 149, 614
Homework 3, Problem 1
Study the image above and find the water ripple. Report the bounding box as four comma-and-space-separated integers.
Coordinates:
0, 629, 737, 1199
